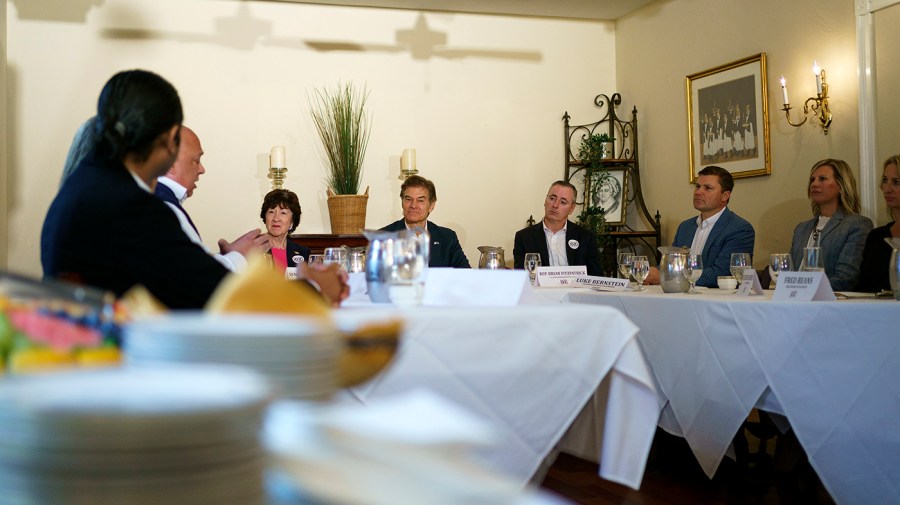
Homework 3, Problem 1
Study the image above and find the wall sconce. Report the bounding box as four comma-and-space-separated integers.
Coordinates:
780, 62, 833, 134
399, 148, 418, 180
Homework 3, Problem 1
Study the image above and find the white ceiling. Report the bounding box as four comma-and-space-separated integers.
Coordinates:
268, 0, 656, 20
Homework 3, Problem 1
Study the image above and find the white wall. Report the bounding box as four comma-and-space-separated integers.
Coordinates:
617, 0, 859, 268
5, 0, 616, 277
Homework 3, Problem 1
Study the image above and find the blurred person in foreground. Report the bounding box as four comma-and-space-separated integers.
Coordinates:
41, 69, 347, 308
855, 154, 900, 292
380, 175, 470, 268
156, 125, 269, 272
41, 69, 227, 308
513, 180, 602, 275
790, 159, 873, 291
259, 189, 312, 275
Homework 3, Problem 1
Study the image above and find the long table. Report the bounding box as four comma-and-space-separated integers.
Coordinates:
543, 285, 900, 505
337, 304, 659, 490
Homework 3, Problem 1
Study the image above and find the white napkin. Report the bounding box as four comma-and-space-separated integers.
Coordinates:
422, 268, 529, 306
265, 390, 545, 505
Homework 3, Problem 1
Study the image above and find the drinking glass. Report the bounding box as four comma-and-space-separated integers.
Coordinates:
307, 254, 324, 266
348, 251, 366, 273
632, 255, 650, 292
730, 253, 751, 289
682, 254, 703, 294
323, 247, 349, 272
768, 253, 793, 287
617, 252, 634, 280
524, 253, 541, 286
388, 234, 427, 307
800, 247, 823, 272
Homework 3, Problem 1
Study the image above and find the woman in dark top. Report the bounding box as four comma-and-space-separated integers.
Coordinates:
856, 155, 900, 292
259, 189, 311, 275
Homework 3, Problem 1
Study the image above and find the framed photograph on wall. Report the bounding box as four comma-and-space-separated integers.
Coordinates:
588, 168, 628, 226
686, 53, 771, 182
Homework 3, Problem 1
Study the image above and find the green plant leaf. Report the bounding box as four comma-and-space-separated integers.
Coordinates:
308, 82, 372, 195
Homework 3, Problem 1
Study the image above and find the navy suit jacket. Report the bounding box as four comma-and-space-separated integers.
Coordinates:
513, 221, 602, 276
380, 219, 471, 268
673, 207, 755, 288
41, 151, 229, 309
790, 207, 873, 291
154, 182, 200, 237
285, 240, 312, 268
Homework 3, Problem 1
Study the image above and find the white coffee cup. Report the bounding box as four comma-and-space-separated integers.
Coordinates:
717, 276, 737, 290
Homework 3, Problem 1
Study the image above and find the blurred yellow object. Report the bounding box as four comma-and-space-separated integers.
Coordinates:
338, 319, 402, 387
206, 256, 330, 319
8, 348, 76, 374
77, 347, 123, 367
120, 285, 168, 317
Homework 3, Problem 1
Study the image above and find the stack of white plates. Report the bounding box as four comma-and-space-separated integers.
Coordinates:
124, 314, 339, 401
0, 364, 271, 505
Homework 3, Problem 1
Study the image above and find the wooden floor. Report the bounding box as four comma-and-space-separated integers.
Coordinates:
540, 430, 837, 505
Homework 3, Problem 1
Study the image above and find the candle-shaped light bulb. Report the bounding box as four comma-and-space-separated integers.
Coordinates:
813, 61, 822, 95
400, 148, 416, 173
780, 75, 789, 105
270, 146, 286, 168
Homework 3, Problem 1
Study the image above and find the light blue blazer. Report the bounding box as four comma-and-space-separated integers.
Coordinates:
673, 207, 756, 288
790, 207, 873, 291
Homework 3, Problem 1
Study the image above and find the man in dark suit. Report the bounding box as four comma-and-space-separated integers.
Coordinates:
155, 126, 267, 272
380, 175, 470, 268
513, 180, 602, 276
647, 165, 755, 287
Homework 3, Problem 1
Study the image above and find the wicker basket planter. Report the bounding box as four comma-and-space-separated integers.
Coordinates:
326, 187, 368, 234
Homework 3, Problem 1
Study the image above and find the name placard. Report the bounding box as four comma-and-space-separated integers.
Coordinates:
772, 271, 836, 301
535, 266, 588, 287
574, 276, 629, 291
284, 267, 298, 280
736, 268, 764, 296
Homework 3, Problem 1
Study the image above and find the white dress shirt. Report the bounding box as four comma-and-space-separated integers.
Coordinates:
690, 206, 726, 257
156, 177, 247, 272
543, 220, 569, 267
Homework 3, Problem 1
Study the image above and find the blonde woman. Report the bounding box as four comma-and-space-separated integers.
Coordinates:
790, 159, 874, 291
856, 155, 900, 292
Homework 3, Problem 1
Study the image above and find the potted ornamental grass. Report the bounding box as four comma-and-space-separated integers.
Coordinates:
309, 82, 372, 234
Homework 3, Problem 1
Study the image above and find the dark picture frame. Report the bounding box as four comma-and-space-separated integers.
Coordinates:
686, 53, 771, 182
587, 168, 627, 226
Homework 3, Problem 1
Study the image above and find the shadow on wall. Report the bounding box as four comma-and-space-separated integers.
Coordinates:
93, 3, 542, 61
10, 0, 104, 23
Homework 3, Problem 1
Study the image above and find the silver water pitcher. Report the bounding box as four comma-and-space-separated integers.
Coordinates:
364, 228, 429, 303
658, 246, 690, 293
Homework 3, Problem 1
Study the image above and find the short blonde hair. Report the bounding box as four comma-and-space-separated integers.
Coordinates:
807, 159, 861, 215
884, 154, 900, 221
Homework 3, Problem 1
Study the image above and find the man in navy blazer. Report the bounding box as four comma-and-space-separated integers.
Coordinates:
513, 181, 602, 276
380, 175, 470, 268
648, 165, 755, 287
155, 126, 267, 272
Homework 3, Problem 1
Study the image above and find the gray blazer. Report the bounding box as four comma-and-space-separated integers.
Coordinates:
790, 207, 873, 291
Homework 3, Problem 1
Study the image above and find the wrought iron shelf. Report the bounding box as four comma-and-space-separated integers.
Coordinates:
562, 92, 662, 263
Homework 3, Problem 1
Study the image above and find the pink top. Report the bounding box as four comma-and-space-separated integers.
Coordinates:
271, 247, 288, 274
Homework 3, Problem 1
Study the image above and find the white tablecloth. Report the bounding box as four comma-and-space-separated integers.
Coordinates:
553, 285, 900, 505
337, 304, 658, 489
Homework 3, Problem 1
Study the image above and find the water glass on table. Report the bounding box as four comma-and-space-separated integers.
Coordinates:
323, 247, 349, 272
632, 255, 650, 292
682, 254, 703, 294
730, 253, 751, 290
524, 253, 541, 286
800, 247, 823, 272
768, 253, 793, 287
617, 252, 634, 281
